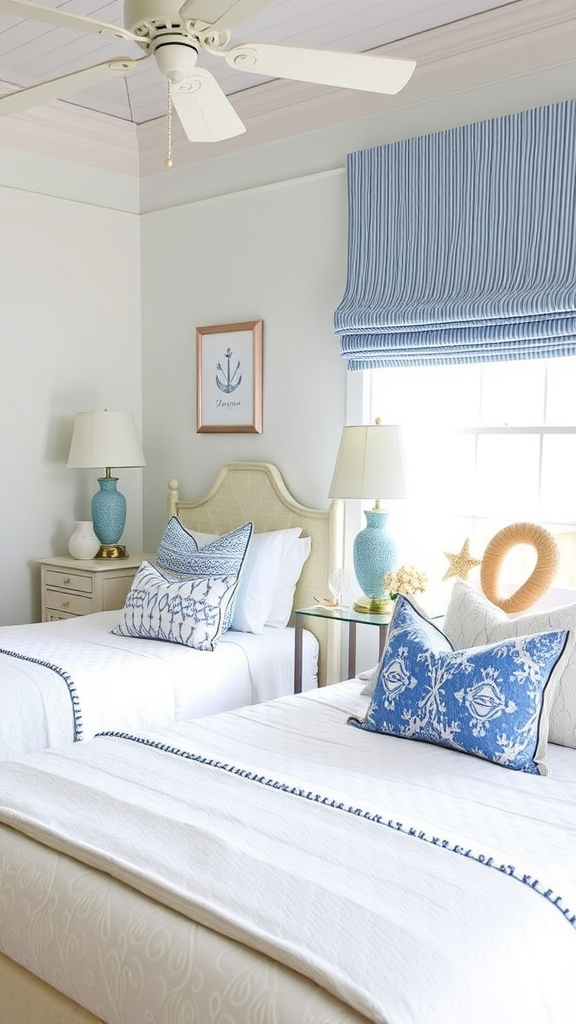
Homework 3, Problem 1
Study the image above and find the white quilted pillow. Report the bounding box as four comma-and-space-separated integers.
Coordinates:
443, 579, 576, 748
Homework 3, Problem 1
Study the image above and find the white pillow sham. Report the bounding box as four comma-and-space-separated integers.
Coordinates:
191, 527, 304, 634
266, 536, 311, 628
443, 579, 576, 748
155, 517, 253, 632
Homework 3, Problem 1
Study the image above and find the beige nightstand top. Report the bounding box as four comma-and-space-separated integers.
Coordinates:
37, 554, 153, 572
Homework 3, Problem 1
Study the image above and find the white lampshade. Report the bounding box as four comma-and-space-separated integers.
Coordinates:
328, 423, 406, 502
328, 423, 406, 614
67, 411, 146, 470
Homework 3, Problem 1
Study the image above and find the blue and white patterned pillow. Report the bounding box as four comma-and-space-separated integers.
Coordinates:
156, 517, 253, 630
350, 595, 569, 775
112, 561, 238, 651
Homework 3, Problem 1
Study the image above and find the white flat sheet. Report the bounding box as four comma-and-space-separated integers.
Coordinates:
0, 611, 317, 758
0, 680, 574, 1024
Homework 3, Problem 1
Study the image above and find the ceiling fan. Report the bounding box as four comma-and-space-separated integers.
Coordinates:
0, 0, 416, 150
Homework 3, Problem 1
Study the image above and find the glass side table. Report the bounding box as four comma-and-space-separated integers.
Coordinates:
294, 605, 391, 694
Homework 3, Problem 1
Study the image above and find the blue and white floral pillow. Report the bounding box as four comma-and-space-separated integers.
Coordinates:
113, 561, 238, 651
350, 595, 569, 775
156, 517, 253, 630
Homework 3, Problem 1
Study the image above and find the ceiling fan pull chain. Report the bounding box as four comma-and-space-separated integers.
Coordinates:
165, 79, 173, 168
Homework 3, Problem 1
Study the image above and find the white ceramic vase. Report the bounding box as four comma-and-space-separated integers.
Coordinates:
68, 520, 100, 560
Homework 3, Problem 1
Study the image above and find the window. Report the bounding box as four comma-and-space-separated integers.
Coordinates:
367, 356, 576, 598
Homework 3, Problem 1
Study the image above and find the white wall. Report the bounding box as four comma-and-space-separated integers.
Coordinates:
0, 181, 142, 625
140, 170, 349, 550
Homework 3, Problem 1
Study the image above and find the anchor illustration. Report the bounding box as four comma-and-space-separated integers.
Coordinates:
216, 348, 242, 394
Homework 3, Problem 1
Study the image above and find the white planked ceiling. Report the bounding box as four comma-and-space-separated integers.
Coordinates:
0, 0, 533, 127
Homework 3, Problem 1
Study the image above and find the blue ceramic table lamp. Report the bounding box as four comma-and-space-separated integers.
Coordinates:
328, 421, 406, 613
67, 410, 146, 559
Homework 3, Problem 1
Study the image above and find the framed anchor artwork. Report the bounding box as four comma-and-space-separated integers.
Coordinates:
196, 320, 263, 434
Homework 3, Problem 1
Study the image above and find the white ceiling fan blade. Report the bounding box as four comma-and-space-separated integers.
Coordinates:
0, 58, 142, 115
226, 43, 416, 95
178, 0, 273, 31
0, 0, 139, 41
171, 68, 245, 142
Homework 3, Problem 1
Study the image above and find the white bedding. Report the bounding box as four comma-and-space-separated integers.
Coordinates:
0, 680, 574, 1024
0, 611, 318, 758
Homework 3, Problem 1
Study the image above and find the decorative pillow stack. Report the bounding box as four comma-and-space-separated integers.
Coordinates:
444, 579, 576, 748
350, 594, 570, 774
156, 517, 254, 631
113, 561, 238, 651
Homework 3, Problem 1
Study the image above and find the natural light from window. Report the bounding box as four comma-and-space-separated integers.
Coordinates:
368, 356, 576, 604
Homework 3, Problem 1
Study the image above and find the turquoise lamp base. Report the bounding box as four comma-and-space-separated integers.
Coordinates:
353, 509, 397, 615
91, 477, 128, 559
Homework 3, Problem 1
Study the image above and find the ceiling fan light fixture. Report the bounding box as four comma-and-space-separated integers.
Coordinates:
152, 35, 199, 81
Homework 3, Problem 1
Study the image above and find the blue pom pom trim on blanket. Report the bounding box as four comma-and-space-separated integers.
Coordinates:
0, 648, 83, 741
97, 729, 576, 933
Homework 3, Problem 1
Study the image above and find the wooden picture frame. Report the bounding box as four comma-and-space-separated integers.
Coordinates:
196, 320, 263, 434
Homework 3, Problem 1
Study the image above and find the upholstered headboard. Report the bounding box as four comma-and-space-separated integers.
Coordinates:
167, 462, 344, 685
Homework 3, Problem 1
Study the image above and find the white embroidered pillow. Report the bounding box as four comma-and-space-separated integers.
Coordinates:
113, 561, 237, 651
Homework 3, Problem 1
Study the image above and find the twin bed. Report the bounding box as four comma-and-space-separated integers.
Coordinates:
0, 462, 343, 759
0, 464, 574, 1023
0, 675, 574, 1024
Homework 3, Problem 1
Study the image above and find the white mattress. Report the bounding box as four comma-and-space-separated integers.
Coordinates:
0, 611, 318, 758
0, 680, 574, 1024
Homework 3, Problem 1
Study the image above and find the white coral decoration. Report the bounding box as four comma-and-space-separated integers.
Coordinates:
384, 565, 428, 598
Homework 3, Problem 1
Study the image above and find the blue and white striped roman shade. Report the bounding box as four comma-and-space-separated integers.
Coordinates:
334, 100, 576, 369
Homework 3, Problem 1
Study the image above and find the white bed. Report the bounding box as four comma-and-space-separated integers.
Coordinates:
0, 677, 574, 1024
0, 462, 343, 760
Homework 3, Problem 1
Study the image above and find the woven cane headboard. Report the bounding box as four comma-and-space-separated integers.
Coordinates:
167, 462, 343, 685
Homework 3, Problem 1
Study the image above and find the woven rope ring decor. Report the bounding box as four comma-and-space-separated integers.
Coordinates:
480, 522, 559, 614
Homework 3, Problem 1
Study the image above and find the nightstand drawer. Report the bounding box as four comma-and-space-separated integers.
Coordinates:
44, 569, 94, 595
38, 555, 151, 623
45, 590, 94, 616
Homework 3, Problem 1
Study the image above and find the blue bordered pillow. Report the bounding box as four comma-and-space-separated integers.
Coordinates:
156, 518, 253, 630
349, 595, 569, 775
112, 561, 238, 651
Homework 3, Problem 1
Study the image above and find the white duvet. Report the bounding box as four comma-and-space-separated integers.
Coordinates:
0, 610, 317, 758
0, 681, 574, 1024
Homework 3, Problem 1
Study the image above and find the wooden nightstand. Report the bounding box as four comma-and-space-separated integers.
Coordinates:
37, 555, 150, 622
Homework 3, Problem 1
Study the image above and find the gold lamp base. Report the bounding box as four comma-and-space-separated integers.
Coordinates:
353, 595, 393, 615
95, 544, 128, 560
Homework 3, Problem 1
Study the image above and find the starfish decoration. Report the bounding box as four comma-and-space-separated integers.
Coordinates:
443, 538, 482, 581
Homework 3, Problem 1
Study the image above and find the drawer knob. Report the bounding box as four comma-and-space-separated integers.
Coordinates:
63, 577, 71, 586
61, 600, 70, 609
